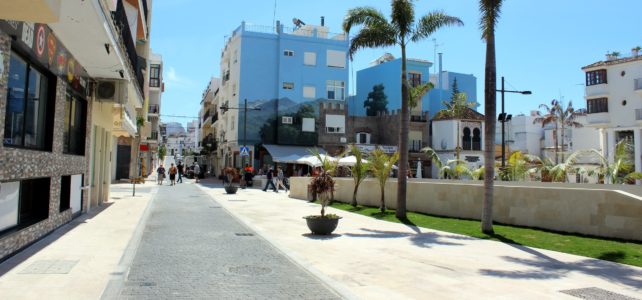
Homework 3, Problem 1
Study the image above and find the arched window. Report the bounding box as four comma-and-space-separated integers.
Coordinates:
473, 128, 481, 150
462, 127, 471, 150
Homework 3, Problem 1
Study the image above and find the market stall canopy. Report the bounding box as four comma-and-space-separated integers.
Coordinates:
297, 154, 337, 167
262, 144, 326, 164
338, 155, 368, 166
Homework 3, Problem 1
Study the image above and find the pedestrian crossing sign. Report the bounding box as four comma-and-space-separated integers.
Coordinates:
240, 146, 250, 157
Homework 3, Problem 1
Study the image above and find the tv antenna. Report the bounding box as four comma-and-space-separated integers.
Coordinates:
292, 18, 306, 29
432, 38, 443, 74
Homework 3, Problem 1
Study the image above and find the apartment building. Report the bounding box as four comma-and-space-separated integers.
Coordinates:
142, 51, 163, 175
216, 19, 349, 170
199, 77, 220, 174
582, 50, 642, 173
0, 0, 154, 260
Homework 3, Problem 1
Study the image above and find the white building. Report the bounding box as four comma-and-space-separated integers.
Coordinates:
582, 50, 642, 174
496, 112, 544, 157
431, 108, 485, 177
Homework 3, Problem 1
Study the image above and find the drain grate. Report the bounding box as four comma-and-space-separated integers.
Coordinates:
228, 265, 272, 276
228, 199, 247, 202
235, 233, 254, 236
560, 287, 638, 300
20, 260, 79, 274
209, 206, 221, 208
138, 282, 156, 287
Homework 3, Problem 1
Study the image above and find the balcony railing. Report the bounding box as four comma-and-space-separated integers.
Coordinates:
148, 131, 159, 140
635, 78, 642, 91
202, 109, 211, 124
409, 140, 424, 153
149, 104, 159, 114
410, 115, 427, 122
112, 0, 143, 95
141, 0, 149, 25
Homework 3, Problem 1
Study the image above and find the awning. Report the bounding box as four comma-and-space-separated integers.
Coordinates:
263, 144, 326, 164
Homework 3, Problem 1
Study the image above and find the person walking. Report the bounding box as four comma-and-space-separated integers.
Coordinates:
193, 162, 201, 183
177, 161, 184, 183
262, 167, 277, 192
169, 163, 178, 186
275, 167, 288, 192
156, 164, 166, 185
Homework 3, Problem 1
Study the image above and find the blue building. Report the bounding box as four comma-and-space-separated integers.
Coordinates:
352, 55, 477, 119
215, 20, 349, 168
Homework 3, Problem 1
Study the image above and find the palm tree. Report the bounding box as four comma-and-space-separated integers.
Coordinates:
349, 144, 369, 207
566, 139, 642, 184
437, 91, 476, 160
369, 149, 400, 213
422, 147, 471, 179
533, 101, 560, 164
480, 0, 504, 234
557, 101, 585, 161
344, 0, 463, 219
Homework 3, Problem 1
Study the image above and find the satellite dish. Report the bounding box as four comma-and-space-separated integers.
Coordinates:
292, 18, 306, 28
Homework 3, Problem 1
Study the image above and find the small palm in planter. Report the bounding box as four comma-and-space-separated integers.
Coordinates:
304, 155, 341, 235
223, 167, 239, 194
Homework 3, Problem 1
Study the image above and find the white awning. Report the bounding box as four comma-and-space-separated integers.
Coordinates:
263, 144, 326, 164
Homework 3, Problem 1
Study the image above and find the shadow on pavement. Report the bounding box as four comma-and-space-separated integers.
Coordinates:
302, 233, 342, 240
344, 228, 474, 248
0, 202, 114, 276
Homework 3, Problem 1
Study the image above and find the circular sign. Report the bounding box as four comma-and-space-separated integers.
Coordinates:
35, 25, 46, 57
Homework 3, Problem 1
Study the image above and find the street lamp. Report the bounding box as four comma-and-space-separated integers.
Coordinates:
220, 98, 261, 168
496, 76, 531, 168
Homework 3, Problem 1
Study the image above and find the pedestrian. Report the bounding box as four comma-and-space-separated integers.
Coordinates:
276, 167, 288, 192
156, 164, 166, 185
169, 163, 178, 186
193, 162, 201, 183
177, 161, 184, 183
262, 167, 277, 192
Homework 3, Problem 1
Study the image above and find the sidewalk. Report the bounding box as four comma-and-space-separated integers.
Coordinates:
0, 181, 157, 300
197, 179, 642, 300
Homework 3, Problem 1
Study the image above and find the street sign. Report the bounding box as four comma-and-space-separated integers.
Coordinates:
240, 146, 250, 157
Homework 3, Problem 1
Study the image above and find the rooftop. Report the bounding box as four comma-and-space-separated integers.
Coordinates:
432, 107, 485, 121
581, 54, 642, 70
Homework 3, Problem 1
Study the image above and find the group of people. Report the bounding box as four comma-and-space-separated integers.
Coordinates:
262, 166, 288, 193
156, 161, 200, 186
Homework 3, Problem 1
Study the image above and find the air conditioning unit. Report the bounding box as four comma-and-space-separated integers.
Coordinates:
95, 80, 127, 103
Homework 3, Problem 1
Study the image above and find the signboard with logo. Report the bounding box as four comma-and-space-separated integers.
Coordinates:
0, 20, 89, 95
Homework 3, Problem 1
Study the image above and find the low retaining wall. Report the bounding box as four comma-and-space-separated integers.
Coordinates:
289, 177, 642, 241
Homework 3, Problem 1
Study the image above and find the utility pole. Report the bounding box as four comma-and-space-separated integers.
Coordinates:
496, 76, 532, 169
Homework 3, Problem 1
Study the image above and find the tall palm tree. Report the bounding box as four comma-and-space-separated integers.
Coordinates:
480, 0, 504, 234
343, 0, 463, 219
533, 101, 560, 164
557, 100, 585, 161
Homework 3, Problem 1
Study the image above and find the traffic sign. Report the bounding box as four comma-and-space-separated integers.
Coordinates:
240, 146, 250, 157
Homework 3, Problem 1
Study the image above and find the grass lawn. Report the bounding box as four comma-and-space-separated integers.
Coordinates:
327, 201, 642, 268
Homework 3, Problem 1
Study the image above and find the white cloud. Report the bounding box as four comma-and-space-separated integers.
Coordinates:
164, 66, 194, 88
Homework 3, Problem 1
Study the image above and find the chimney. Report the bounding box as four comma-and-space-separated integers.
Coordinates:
321, 16, 325, 26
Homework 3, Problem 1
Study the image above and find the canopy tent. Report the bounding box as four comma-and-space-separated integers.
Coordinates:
296, 154, 337, 167
262, 144, 326, 164
338, 155, 368, 167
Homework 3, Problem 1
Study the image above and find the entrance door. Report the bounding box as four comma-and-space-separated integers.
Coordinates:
116, 145, 131, 179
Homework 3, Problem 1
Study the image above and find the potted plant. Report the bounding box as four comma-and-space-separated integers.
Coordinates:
304, 152, 341, 235
632, 46, 641, 57
223, 167, 239, 194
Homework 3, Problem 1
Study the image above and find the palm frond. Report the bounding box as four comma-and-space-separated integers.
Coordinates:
390, 0, 414, 38
343, 7, 389, 33
409, 81, 433, 108
479, 0, 503, 41
348, 26, 397, 59
412, 11, 463, 42
421, 146, 443, 170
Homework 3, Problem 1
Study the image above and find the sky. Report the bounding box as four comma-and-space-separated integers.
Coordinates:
150, 0, 642, 127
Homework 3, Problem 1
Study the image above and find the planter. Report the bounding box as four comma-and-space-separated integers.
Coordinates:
304, 215, 342, 235
224, 185, 238, 194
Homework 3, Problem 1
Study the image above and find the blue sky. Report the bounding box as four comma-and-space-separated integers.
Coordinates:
150, 0, 642, 126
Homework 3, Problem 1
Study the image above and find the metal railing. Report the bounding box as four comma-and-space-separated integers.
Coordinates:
409, 140, 424, 153
410, 115, 427, 122
148, 104, 159, 114
148, 131, 158, 140
112, 0, 143, 95
202, 109, 211, 123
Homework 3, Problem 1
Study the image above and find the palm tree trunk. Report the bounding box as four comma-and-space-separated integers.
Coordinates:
380, 185, 386, 213
554, 125, 559, 164
396, 42, 409, 219
481, 21, 497, 235
456, 120, 461, 160
560, 123, 565, 162
351, 181, 360, 207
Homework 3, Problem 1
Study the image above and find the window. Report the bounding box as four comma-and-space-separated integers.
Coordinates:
472, 128, 481, 150
356, 132, 370, 144
462, 127, 472, 150
284, 49, 294, 57
409, 72, 422, 88
304, 52, 316, 66
587, 97, 608, 114
302, 117, 315, 132
326, 127, 345, 133
303, 86, 316, 98
326, 50, 346, 68
19, 178, 51, 227
149, 64, 161, 87
63, 90, 87, 155
326, 80, 345, 100
586, 69, 607, 86
60, 176, 71, 212
4, 51, 54, 150
283, 82, 294, 90
282, 116, 293, 124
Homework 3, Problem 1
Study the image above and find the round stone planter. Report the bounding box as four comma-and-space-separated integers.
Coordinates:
224, 185, 239, 194
303, 216, 341, 235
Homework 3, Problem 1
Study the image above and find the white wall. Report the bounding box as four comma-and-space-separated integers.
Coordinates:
431, 120, 456, 151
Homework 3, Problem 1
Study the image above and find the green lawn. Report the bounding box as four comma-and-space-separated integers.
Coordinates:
326, 202, 642, 268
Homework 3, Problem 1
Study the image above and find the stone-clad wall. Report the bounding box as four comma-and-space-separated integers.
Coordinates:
0, 29, 93, 260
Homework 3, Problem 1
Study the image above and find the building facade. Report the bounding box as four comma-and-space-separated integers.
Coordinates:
215, 19, 349, 170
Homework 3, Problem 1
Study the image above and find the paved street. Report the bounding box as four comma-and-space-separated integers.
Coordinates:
106, 181, 341, 300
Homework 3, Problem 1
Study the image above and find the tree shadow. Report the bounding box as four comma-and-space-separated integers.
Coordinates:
479, 250, 642, 289
344, 228, 474, 248
301, 233, 342, 240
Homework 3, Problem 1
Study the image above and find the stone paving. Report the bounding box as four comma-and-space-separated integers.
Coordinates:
110, 182, 341, 300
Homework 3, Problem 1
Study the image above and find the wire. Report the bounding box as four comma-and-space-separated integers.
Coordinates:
159, 114, 200, 119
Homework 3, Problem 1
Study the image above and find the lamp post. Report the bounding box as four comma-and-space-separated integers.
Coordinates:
220, 98, 261, 168
496, 76, 531, 168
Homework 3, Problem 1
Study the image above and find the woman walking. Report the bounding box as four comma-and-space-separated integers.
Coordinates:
169, 163, 178, 186
156, 164, 166, 185
275, 167, 288, 192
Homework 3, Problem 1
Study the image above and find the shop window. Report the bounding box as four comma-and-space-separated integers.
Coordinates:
4, 51, 55, 150
63, 90, 87, 155
19, 178, 51, 227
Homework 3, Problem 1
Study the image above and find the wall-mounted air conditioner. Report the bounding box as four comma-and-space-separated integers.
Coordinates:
95, 80, 127, 104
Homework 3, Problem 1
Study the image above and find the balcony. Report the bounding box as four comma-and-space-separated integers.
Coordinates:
635, 78, 642, 94
147, 131, 159, 143
0, 0, 61, 23
112, 0, 144, 96
202, 109, 212, 127
409, 140, 424, 153
149, 104, 159, 116
584, 84, 608, 98
586, 112, 610, 126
